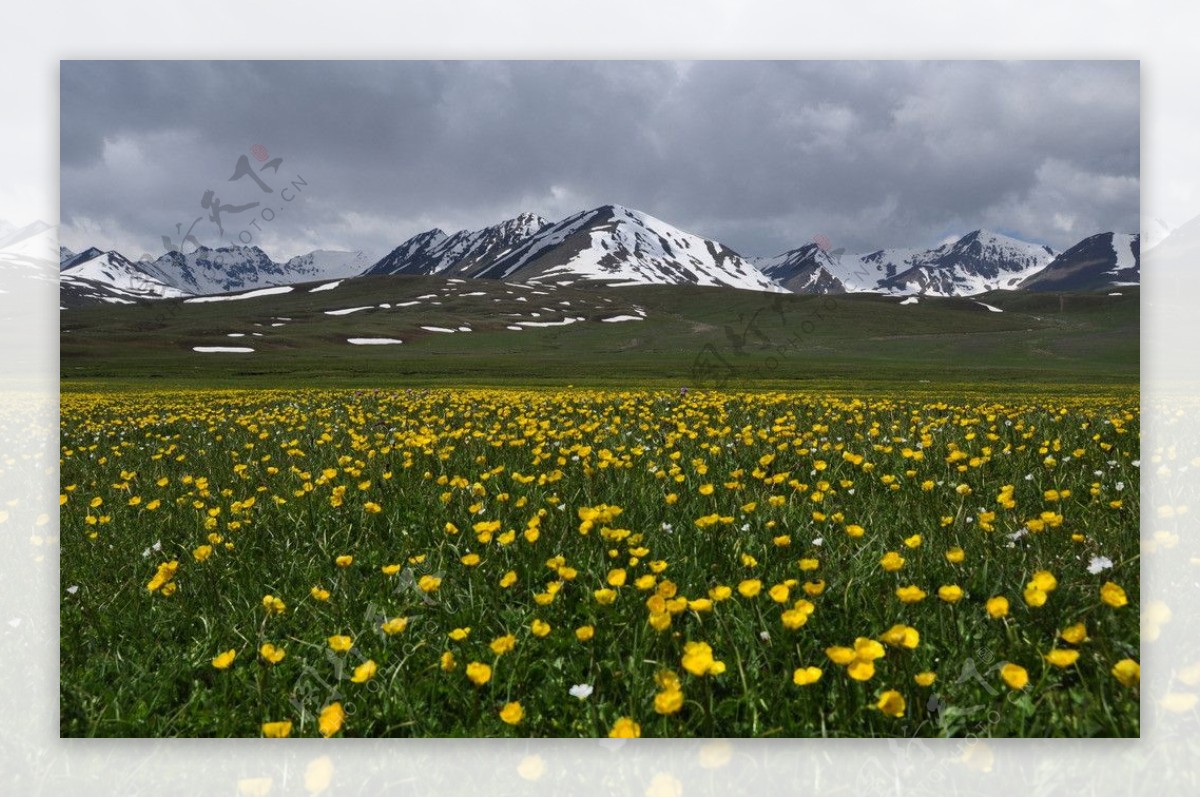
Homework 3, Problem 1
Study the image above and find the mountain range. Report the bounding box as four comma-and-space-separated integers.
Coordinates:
57, 204, 1140, 306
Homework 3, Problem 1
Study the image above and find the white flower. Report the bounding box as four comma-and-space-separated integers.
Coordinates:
661, 522, 674, 533
1115, 481, 1125, 491
1087, 556, 1114, 575
569, 683, 594, 700
811, 537, 824, 547
759, 631, 771, 641
1008, 527, 1029, 541
66, 585, 79, 595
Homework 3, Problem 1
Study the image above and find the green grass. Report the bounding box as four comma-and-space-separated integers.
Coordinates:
60, 278, 1139, 389
59, 387, 1140, 738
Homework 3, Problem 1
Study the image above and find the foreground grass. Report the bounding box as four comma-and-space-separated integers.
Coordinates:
60, 387, 1140, 737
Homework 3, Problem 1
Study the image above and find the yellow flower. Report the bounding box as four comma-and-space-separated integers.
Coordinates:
381, 616, 409, 635
945, 546, 965, 564
792, 666, 822, 686
575, 625, 595, 642
461, 553, 481, 567
1044, 649, 1080, 668
937, 585, 964, 603
211, 649, 237, 670
261, 720, 292, 738
798, 558, 819, 571
328, 635, 353, 653
709, 585, 733, 602
845, 524, 865, 538
499, 701, 525, 725
440, 651, 457, 671
466, 661, 492, 686
1030, 570, 1057, 592
847, 660, 876, 681
654, 688, 685, 715
593, 588, 617, 605
681, 641, 726, 677
986, 596, 1009, 619
531, 619, 551, 638
192, 545, 213, 562
448, 627, 471, 641
780, 608, 812, 630
1059, 623, 1088, 644
310, 586, 331, 602
363, 501, 382, 514
606, 568, 627, 587
335, 555, 353, 568
259, 643, 286, 664
1023, 585, 1048, 607
876, 689, 906, 718
318, 702, 345, 737
381, 563, 401, 575
608, 717, 641, 738
1100, 581, 1128, 608
768, 584, 790, 604
895, 585, 926, 604
350, 659, 378, 683
490, 634, 517, 655
914, 672, 937, 687
879, 552, 905, 572
825, 646, 855, 665
903, 534, 922, 548
737, 579, 762, 598
803, 579, 826, 597
1111, 658, 1140, 687
500, 571, 518, 588
1000, 663, 1029, 690
880, 624, 919, 649
416, 574, 441, 593
146, 560, 179, 593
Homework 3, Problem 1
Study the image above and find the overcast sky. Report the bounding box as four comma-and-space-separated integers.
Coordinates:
60, 60, 1139, 261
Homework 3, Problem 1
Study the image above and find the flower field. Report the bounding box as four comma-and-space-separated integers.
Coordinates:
59, 387, 1140, 737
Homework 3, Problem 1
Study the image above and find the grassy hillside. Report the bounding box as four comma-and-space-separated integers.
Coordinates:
60, 276, 1138, 390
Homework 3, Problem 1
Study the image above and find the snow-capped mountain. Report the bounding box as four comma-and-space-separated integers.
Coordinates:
753, 244, 917, 294
1, 220, 60, 286
282, 249, 381, 280
876, 230, 1056, 296
754, 244, 853, 294
60, 249, 190, 307
752, 231, 1054, 297
1019, 232, 1139, 292
135, 246, 289, 295
130, 246, 379, 296
365, 230, 450, 276
471, 205, 787, 292
365, 213, 551, 278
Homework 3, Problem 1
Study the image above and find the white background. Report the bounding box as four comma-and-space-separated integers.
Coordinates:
3, 0, 1199, 794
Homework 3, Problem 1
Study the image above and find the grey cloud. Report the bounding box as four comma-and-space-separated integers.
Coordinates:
60, 60, 1138, 260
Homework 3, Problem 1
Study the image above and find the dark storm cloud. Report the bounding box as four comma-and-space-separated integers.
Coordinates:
59, 60, 1138, 260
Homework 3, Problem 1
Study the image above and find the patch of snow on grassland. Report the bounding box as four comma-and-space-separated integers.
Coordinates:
899, 297, 919, 305
601, 315, 643, 323
975, 301, 1003, 312
309, 281, 341, 292
324, 306, 373, 316
185, 286, 293, 303
193, 346, 254, 353
348, 338, 403, 345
